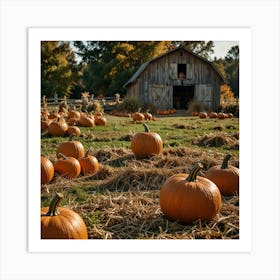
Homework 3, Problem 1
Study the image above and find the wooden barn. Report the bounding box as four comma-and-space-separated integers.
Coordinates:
124, 46, 227, 111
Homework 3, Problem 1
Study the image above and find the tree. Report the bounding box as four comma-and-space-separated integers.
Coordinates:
225, 45, 239, 97
41, 41, 81, 98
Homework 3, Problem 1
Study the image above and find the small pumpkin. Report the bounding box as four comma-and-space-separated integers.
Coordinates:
144, 111, 153, 120
48, 117, 68, 137
56, 134, 85, 159
68, 109, 80, 120
131, 123, 163, 158
54, 153, 81, 178
41, 192, 88, 239
160, 163, 222, 223
132, 112, 145, 121
94, 116, 107, 126
41, 116, 52, 133
78, 149, 99, 175
41, 156, 54, 185
205, 154, 239, 196
217, 112, 226, 119
209, 112, 218, 118
199, 112, 208, 119
79, 114, 95, 127
67, 126, 81, 137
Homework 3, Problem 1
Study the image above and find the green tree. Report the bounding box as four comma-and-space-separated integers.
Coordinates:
41, 41, 80, 98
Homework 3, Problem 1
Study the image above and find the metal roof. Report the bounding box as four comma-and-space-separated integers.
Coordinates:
124, 46, 227, 87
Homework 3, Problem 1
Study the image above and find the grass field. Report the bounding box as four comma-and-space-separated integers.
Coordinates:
41, 112, 239, 239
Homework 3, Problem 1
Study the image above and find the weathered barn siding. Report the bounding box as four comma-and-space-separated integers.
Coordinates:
124, 46, 226, 111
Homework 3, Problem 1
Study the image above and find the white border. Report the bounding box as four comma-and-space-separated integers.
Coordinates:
28, 27, 252, 253
1, 0, 279, 279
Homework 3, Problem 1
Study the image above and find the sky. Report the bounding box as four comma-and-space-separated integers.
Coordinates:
211, 41, 239, 59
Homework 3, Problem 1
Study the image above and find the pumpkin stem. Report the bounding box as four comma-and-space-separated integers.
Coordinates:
186, 163, 203, 182
85, 149, 92, 157
69, 134, 75, 141
57, 153, 68, 160
221, 154, 231, 169
45, 192, 63, 216
143, 123, 150, 133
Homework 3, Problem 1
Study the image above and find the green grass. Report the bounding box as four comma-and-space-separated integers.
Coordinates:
41, 114, 239, 158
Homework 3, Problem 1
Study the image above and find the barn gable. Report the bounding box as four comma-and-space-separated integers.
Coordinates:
124, 46, 226, 111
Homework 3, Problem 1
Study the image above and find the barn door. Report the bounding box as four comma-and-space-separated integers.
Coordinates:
195, 84, 213, 108
150, 85, 172, 109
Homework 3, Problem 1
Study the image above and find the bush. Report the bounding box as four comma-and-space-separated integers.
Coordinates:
120, 97, 141, 113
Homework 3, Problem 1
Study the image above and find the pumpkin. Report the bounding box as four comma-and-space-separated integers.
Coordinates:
48, 117, 68, 137
144, 111, 153, 120
217, 112, 226, 119
199, 112, 208, 119
54, 153, 81, 178
41, 156, 54, 185
41, 116, 52, 132
94, 116, 107, 126
67, 126, 81, 137
205, 154, 239, 196
68, 110, 80, 120
79, 114, 95, 127
41, 192, 88, 239
160, 163, 222, 223
132, 112, 145, 121
56, 135, 85, 159
131, 123, 163, 158
209, 112, 218, 118
78, 150, 99, 175
48, 112, 60, 120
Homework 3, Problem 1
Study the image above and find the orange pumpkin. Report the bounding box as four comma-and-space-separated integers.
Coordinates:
67, 126, 81, 137
48, 117, 68, 137
144, 112, 153, 120
41, 156, 54, 185
160, 163, 222, 223
205, 154, 239, 196
56, 135, 85, 159
78, 150, 99, 175
94, 116, 107, 126
217, 112, 226, 119
131, 123, 163, 158
199, 112, 208, 119
132, 112, 145, 121
41, 116, 52, 132
68, 110, 80, 120
54, 153, 81, 178
41, 192, 88, 239
209, 112, 218, 118
79, 114, 95, 127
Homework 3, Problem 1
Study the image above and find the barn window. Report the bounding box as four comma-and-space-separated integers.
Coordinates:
178, 64, 186, 79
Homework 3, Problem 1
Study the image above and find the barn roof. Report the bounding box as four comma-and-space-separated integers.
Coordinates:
124, 46, 227, 87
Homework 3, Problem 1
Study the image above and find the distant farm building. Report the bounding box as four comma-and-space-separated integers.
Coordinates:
124, 46, 226, 111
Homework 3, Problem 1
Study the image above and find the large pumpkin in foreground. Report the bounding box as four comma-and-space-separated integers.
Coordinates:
205, 154, 239, 196
160, 163, 222, 223
41, 192, 88, 239
131, 123, 163, 158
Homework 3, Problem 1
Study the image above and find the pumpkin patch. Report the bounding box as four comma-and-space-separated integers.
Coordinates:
41, 109, 239, 239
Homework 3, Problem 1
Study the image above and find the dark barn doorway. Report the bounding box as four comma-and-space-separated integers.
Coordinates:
173, 85, 195, 109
